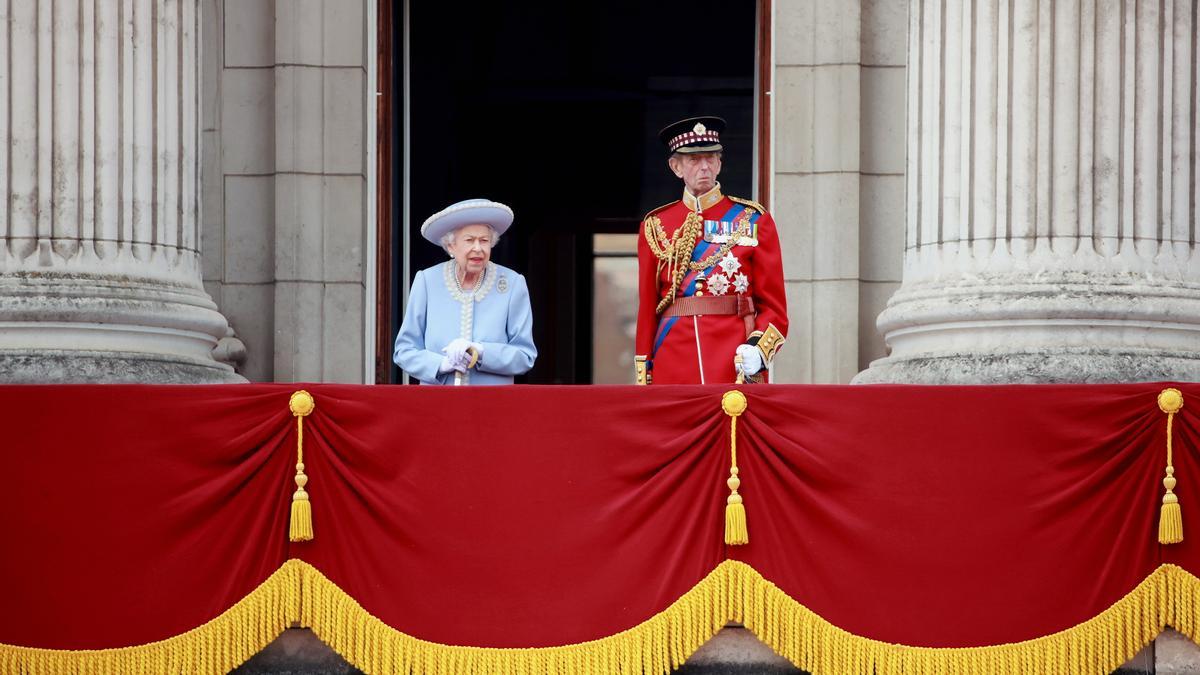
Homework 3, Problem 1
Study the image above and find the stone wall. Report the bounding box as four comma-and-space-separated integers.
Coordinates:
201, 0, 908, 387
857, 0, 907, 373
771, 0, 906, 384
201, 0, 369, 383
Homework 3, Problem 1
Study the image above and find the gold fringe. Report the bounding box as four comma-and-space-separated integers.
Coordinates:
0, 562, 738, 675
300, 559, 731, 675
722, 390, 749, 545
289, 390, 316, 542
736, 562, 1186, 675
0, 560, 304, 675
304, 561, 1200, 675
5, 560, 1200, 675
1158, 388, 1185, 544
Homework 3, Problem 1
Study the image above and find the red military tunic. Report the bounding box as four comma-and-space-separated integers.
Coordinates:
635, 186, 788, 384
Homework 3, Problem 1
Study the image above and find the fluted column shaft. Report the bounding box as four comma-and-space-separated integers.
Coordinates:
858, 0, 1200, 384
0, 0, 240, 382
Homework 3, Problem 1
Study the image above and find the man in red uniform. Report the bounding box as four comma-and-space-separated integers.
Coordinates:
635, 116, 788, 385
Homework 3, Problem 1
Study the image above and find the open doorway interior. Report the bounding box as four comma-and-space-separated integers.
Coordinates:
395, 1, 760, 383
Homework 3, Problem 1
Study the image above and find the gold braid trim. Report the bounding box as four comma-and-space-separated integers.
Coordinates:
5, 559, 1200, 674
644, 212, 750, 314
728, 195, 765, 213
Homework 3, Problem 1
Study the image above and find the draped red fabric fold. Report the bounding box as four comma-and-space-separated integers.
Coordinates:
0, 383, 1195, 652
728, 385, 1167, 646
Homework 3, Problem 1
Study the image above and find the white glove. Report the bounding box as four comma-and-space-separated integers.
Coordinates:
437, 354, 465, 375
443, 338, 472, 367
735, 344, 764, 376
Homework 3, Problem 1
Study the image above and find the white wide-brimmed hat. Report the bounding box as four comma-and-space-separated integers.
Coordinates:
420, 199, 514, 245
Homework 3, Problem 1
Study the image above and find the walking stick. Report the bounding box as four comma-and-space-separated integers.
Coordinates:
734, 353, 745, 385
453, 346, 481, 386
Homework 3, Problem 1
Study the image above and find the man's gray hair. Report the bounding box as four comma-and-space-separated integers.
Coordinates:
441, 224, 501, 255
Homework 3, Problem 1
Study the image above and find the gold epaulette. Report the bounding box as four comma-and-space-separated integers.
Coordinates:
729, 196, 766, 214
642, 200, 680, 222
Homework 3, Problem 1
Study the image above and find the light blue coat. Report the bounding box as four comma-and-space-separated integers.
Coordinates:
393, 261, 537, 385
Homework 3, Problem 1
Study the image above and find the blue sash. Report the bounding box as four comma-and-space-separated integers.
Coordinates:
651, 237, 722, 358
652, 204, 761, 359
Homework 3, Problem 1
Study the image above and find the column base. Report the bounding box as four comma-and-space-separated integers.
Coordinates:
854, 348, 1200, 384
858, 270, 1200, 384
0, 349, 243, 384
0, 271, 246, 384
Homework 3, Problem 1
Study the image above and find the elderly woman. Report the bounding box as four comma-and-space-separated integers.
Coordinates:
393, 199, 537, 385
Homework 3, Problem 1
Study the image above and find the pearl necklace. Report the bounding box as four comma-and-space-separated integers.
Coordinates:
454, 265, 485, 296
443, 260, 497, 304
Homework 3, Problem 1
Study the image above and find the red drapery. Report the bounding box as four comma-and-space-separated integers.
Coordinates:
1, 383, 1197, 674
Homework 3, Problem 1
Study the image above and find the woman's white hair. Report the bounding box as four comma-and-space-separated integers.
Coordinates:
441, 224, 501, 255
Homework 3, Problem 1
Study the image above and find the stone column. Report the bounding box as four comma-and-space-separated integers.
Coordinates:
856, 0, 1200, 384
0, 0, 242, 382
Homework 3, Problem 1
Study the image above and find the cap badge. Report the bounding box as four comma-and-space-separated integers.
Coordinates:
693, 122, 707, 134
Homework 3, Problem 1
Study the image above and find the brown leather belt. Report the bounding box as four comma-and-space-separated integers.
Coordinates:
663, 295, 756, 318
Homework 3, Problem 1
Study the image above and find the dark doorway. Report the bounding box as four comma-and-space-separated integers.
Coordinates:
387, 1, 761, 383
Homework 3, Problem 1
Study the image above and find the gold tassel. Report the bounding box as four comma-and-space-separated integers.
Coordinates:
722, 390, 749, 545
1158, 388, 1185, 544
1162, 493, 1183, 545
289, 390, 316, 542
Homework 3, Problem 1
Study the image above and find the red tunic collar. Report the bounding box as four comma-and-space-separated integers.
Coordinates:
681, 183, 724, 213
